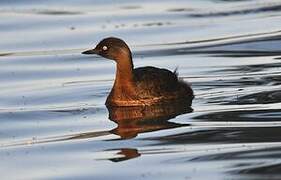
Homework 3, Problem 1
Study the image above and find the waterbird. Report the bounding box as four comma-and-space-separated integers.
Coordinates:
82, 37, 194, 107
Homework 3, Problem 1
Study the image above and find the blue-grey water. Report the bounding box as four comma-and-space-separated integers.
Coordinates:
1, 0, 281, 179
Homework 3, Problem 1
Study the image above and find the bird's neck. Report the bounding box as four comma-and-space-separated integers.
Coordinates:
115, 53, 134, 85
107, 55, 138, 105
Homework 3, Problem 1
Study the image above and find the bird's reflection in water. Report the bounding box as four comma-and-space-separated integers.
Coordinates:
108, 101, 193, 139
107, 101, 192, 162
109, 148, 141, 162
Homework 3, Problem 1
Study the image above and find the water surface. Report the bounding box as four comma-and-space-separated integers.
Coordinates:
1, 0, 281, 179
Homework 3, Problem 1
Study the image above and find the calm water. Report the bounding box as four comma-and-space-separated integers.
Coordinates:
1, 0, 281, 179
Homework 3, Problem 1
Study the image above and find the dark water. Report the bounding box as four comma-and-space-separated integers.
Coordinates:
1, 0, 281, 179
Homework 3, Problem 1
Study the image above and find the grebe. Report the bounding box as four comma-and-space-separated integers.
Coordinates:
82, 37, 194, 107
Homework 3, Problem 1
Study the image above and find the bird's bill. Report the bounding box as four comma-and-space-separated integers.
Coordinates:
81, 48, 98, 55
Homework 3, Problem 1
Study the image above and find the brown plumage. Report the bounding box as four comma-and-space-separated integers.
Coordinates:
82, 37, 194, 107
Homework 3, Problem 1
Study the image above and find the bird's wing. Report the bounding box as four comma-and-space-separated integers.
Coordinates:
133, 66, 180, 98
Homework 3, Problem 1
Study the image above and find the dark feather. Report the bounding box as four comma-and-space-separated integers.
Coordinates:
133, 66, 193, 100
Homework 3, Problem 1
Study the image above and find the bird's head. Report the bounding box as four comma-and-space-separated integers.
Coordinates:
82, 37, 132, 62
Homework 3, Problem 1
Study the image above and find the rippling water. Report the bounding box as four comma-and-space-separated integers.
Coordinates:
1, 0, 281, 179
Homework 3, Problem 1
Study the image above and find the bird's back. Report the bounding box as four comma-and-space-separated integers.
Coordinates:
133, 66, 193, 104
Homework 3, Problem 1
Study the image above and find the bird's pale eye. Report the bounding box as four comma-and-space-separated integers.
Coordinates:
102, 46, 108, 51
